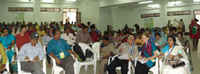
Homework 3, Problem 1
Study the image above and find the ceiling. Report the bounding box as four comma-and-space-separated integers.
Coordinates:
6, 0, 79, 3
2, 0, 199, 7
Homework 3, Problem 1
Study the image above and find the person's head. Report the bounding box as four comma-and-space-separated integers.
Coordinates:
102, 36, 110, 45
90, 25, 96, 31
167, 35, 176, 47
82, 25, 88, 32
127, 34, 135, 44
177, 32, 183, 39
64, 27, 71, 33
2, 28, 9, 36
20, 25, 27, 33
53, 29, 61, 40
155, 32, 161, 40
87, 21, 91, 26
141, 33, 150, 44
30, 32, 39, 46
180, 19, 183, 22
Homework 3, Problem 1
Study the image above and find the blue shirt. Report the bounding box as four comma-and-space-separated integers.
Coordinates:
141, 39, 157, 67
161, 44, 170, 53
47, 38, 72, 59
0, 34, 15, 49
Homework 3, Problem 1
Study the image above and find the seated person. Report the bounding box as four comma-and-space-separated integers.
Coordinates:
0, 43, 7, 73
176, 32, 188, 47
42, 27, 53, 46
135, 33, 159, 74
107, 34, 139, 74
100, 36, 116, 74
155, 32, 167, 51
0, 28, 15, 50
0, 28, 15, 72
47, 29, 77, 74
17, 32, 45, 74
90, 25, 100, 43
76, 25, 92, 44
161, 35, 190, 74
15, 25, 31, 50
61, 28, 76, 46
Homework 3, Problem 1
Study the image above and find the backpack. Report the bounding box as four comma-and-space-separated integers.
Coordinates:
73, 43, 93, 62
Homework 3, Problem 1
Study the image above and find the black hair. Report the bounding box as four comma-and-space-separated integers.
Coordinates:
177, 32, 183, 37
87, 22, 91, 25
90, 25, 96, 29
102, 36, 109, 41
20, 25, 27, 32
155, 32, 161, 37
82, 25, 88, 29
52, 29, 60, 36
167, 35, 176, 45
2, 27, 9, 33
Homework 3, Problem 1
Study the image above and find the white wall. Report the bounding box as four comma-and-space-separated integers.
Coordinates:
0, 0, 100, 25
100, 2, 200, 32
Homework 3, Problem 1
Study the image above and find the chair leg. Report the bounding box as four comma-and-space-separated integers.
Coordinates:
74, 63, 80, 74
85, 65, 88, 72
94, 64, 96, 74
51, 68, 54, 74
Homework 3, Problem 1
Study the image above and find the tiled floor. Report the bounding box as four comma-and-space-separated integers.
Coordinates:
45, 50, 200, 74
45, 37, 200, 74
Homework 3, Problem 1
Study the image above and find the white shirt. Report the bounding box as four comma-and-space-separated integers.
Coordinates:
17, 42, 45, 61
61, 33, 76, 45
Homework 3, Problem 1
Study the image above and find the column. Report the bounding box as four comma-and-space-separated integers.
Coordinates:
159, 0, 168, 27
33, 0, 40, 23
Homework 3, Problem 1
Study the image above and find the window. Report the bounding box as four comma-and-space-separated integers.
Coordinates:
63, 8, 78, 24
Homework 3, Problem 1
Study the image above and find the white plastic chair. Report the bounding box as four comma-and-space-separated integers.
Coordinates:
92, 42, 101, 61
107, 55, 134, 74
149, 58, 162, 74
73, 42, 99, 74
16, 46, 47, 74
49, 56, 65, 74
198, 39, 200, 57
2, 58, 10, 74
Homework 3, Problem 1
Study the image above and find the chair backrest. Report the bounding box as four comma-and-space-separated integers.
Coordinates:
78, 42, 92, 55
5, 58, 9, 72
92, 42, 101, 60
78, 42, 97, 60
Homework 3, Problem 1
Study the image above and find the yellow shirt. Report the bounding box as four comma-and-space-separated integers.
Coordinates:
0, 43, 7, 66
37, 30, 46, 37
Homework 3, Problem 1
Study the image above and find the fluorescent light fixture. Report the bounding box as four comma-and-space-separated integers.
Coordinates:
147, 4, 160, 8
194, 0, 200, 2
138, 0, 153, 4
19, 0, 32, 2
41, 0, 54, 3
168, 1, 183, 7
65, 0, 76, 1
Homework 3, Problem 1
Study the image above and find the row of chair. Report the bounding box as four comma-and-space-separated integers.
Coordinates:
3, 42, 100, 74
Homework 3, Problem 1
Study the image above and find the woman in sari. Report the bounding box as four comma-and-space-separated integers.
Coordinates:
161, 35, 190, 74
135, 33, 159, 74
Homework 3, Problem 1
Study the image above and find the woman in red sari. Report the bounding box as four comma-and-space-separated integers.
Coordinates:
189, 18, 200, 50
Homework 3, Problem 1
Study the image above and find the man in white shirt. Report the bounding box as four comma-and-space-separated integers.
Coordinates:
17, 32, 44, 74
61, 28, 76, 45
107, 34, 139, 74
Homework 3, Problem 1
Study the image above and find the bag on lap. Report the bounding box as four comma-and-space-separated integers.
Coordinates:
73, 43, 86, 61
73, 43, 94, 62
